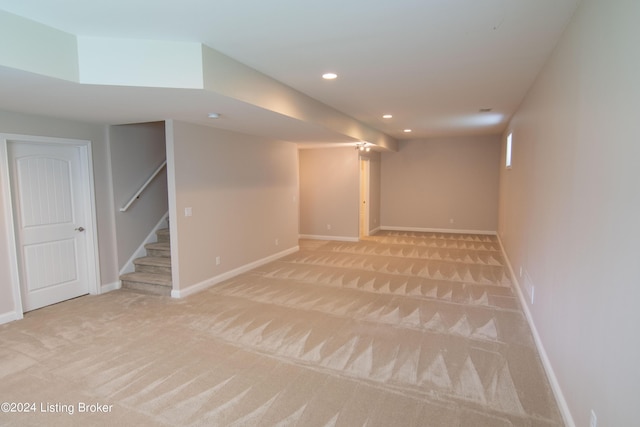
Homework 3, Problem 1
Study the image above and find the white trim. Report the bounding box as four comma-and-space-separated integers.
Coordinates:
165, 121, 180, 296
369, 226, 381, 235
0, 310, 20, 325
102, 128, 119, 294
505, 132, 513, 169
119, 212, 169, 276
101, 281, 122, 293
0, 138, 24, 319
171, 245, 299, 298
299, 234, 360, 242
380, 226, 497, 235
497, 235, 575, 427
82, 141, 102, 296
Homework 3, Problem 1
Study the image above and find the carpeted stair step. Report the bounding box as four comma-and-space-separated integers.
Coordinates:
133, 256, 172, 275
156, 228, 170, 243
119, 227, 172, 296
145, 241, 170, 258
120, 272, 172, 296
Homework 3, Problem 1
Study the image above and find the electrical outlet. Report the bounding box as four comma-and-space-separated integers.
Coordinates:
590, 410, 597, 427
184, 207, 192, 217
449, 218, 454, 224
275, 238, 279, 246
327, 224, 332, 230
215, 256, 221, 266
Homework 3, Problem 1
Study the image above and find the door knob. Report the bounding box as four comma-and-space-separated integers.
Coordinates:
75, 226, 85, 232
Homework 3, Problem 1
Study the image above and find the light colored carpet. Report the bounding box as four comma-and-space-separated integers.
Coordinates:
0, 231, 563, 426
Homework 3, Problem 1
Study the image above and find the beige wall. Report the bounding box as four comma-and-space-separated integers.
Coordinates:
0, 109, 119, 320
381, 136, 500, 232
167, 121, 299, 291
367, 151, 382, 233
499, 0, 640, 425
299, 147, 359, 240
110, 122, 168, 270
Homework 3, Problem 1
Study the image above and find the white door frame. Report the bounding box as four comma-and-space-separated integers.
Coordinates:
0, 134, 101, 319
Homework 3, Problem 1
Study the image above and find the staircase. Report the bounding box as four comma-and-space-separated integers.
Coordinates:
120, 228, 172, 296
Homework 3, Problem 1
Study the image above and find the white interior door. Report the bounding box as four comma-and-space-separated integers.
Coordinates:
8, 141, 91, 312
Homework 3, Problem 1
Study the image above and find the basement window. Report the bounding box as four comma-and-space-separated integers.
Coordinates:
505, 132, 513, 169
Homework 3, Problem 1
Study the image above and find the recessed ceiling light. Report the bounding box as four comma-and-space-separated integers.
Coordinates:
479, 108, 493, 113
403, 129, 412, 133
322, 73, 338, 80
382, 114, 393, 119
207, 113, 220, 119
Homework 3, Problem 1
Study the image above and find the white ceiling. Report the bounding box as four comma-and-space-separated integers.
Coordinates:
0, 0, 580, 143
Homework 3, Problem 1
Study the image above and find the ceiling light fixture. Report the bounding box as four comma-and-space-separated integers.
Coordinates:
355, 142, 372, 152
207, 113, 221, 119
403, 129, 412, 133
322, 73, 338, 80
479, 108, 493, 113
382, 114, 393, 119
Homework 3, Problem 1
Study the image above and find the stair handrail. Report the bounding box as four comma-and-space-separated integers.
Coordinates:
120, 160, 167, 212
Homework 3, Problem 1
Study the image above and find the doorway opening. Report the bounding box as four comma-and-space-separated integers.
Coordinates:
359, 156, 370, 239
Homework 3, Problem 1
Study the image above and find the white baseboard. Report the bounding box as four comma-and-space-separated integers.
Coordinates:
101, 281, 121, 293
299, 234, 359, 242
496, 235, 575, 427
380, 226, 497, 235
369, 227, 381, 235
0, 310, 21, 325
119, 212, 169, 276
171, 246, 299, 299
